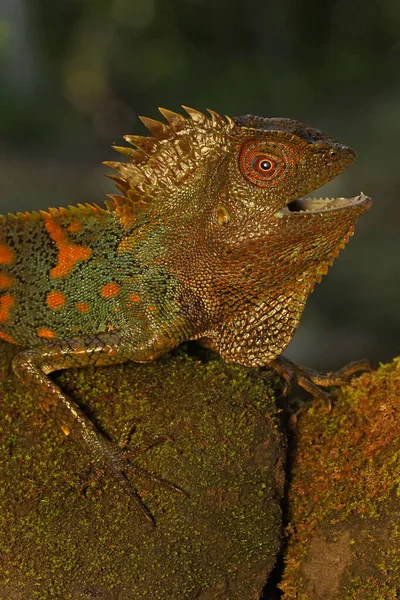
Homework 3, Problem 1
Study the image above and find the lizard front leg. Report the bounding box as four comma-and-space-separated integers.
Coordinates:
11, 331, 181, 525
269, 356, 374, 406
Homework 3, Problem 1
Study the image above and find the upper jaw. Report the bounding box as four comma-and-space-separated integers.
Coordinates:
275, 192, 372, 216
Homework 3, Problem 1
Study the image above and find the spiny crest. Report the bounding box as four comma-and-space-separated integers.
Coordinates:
0, 203, 107, 231
104, 106, 234, 210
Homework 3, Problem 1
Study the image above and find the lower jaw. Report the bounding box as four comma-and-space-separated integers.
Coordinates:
276, 192, 370, 216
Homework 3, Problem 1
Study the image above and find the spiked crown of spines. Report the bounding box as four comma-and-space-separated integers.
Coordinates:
104, 107, 235, 210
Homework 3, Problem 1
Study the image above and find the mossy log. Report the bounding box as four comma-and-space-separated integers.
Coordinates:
0, 344, 285, 599
281, 358, 400, 599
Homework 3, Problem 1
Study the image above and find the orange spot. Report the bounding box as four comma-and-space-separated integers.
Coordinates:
118, 211, 136, 230
117, 237, 133, 253
67, 219, 83, 233
44, 218, 92, 279
101, 282, 121, 298
0, 294, 15, 322
0, 331, 17, 344
129, 293, 141, 303
0, 244, 15, 265
148, 304, 156, 313
117, 234, 140, 252
117, 221, 153, 252
50, 246, 92, 279
46, 290, 66, 310
0, 273, 15, 290
76, 302, 90, 313
37, 328, 57, 339
60, 425, 71, 436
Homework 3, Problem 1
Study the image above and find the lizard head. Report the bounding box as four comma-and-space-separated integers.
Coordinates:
208, 113, 372, 287
106, 107, 371, 295
230, 114, 358, 214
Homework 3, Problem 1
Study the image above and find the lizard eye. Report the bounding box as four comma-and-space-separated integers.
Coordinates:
252, 157, 275, 173
239, 141, 283, 187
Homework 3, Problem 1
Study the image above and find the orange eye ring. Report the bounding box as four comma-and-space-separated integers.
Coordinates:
239, 141, 283, 187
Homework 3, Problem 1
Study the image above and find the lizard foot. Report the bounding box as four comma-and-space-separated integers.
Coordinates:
80, 422, 187, 527
269, 356, 374, 407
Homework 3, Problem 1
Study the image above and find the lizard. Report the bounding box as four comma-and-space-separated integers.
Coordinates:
0, 106, 371, 523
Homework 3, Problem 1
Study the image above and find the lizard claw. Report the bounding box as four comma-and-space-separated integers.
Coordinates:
269, 356, 374, 407
79, 423, 188, 526
118, 424, 189, 497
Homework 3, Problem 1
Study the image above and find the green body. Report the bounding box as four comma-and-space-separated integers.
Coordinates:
0, 207, 185, 355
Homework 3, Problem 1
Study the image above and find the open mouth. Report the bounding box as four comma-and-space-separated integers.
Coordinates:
277, 192, 370, 215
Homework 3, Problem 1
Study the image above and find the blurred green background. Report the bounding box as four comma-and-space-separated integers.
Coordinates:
0, 0, 399, 369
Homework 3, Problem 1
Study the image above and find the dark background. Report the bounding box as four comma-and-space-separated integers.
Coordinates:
0, 0, 399, 369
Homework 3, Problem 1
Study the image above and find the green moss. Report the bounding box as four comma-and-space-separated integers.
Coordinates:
281, 358, 400, 599
0, 343, 284, 599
